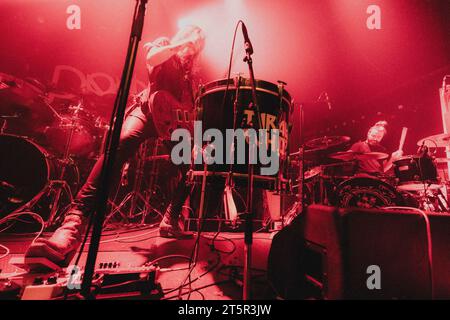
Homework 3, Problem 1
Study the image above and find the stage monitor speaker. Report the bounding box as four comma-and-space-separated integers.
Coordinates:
268, 205, 450, 299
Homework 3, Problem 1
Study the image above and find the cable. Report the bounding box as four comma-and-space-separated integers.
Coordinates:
163, 249, 222, 297
114, 234, 160, 244
0, 211, 45, 244
0, 243, 10, 259
383, 206, 434, 299
177, 215, 205, 300
163, 280, 232, 300
145, 254, 191, 267
84, 225, 159, 245
0, 211, 45, 261
220, 20, 243, 116
202, 232, 237, 255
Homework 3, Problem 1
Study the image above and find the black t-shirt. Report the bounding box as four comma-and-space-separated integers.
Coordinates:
148, 56, 194, 106
129, 54, 195, 121
350, 140, 387, 174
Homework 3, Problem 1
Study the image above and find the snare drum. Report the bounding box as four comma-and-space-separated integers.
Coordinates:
393, 155, 439, 191
195, 77, 292, 183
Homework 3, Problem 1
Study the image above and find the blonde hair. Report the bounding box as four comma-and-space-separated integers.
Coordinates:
171, 25, 205, 54
370, 120, 388, 135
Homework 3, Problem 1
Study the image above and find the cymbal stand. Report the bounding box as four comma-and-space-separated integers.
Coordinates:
142, 138, 164, 223
283, 103, 305, 225
104, 139, 163, 225
12, 105, 78, 227
45, 103, 83, 228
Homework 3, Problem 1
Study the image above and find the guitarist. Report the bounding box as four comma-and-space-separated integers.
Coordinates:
25, 25, 205, 266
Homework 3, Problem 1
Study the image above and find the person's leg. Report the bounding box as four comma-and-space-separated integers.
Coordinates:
26, 114, 153, 265
159, 165, 194, 238
72, 115, 152, 215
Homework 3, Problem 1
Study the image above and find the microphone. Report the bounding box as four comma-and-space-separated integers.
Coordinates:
241, 22, 254, 55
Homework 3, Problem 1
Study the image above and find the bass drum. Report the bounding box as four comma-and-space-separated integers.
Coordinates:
0, 134, 78, 221
195, 78, 292, 180
335, 176, 404, 209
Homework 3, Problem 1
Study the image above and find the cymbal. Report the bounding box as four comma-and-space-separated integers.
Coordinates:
0, 73, 55, 133
417, 133, 450, 148
305, 135, 351, 150
289, 148, 325, 161
329, 151, 389, 162
435, 158, 450, 164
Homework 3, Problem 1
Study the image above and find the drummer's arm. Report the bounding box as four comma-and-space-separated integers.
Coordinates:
383, 150, 403, 172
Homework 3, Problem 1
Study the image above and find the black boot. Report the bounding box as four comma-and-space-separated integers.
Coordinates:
159, 204, 193, 239
25, 210, 88, 267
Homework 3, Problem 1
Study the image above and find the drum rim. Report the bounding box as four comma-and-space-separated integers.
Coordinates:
198, 78, 292, 105
337, 175, 396, 191
397, 181, 441, 190
394, 154, 436, 164
0, 133, 52, 161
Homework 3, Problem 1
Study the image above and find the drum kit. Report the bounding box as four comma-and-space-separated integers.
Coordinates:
0, 73, 109, 227
290, 131, 450, 214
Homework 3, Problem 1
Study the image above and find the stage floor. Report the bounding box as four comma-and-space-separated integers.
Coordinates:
0, 225, 276, 300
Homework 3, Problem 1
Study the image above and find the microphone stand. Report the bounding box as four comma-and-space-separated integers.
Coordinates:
80, 0, 148, 299
242, 41, 263, 301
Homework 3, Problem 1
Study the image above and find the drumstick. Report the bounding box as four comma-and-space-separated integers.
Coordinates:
398, 127, 408, 151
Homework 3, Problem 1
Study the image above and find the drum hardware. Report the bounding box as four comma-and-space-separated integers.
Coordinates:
393, 154, 440, 192
44, 103, 88, 228
303, 166, 322, 181
288, 135, 350, 164
104, 139, 165, 226
305, 135, 351, 150
290, 148, 323, 162
0, 114, 20, 135
223, 75, 242, 230
44, 102, 102, 158
283, 200, 301, 226
329, 150, 389, 162
0, 180, 23, 205
401, 187, 450, 213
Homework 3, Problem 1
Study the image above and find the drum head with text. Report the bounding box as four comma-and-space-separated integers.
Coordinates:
336, 177, 404, 209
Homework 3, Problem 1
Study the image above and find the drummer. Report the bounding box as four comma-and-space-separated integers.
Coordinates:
349, 121, 403, 175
